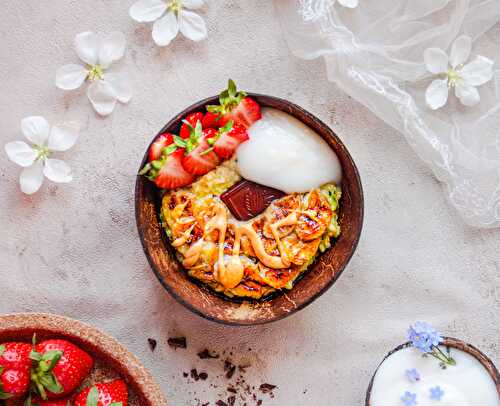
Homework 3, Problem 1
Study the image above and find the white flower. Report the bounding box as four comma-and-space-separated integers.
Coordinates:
4, 117, 79, 195
129, 0, 207, 47
56, 31, 132, 116
424, 35, 494, 110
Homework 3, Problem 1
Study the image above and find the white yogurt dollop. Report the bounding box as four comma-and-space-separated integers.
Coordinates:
370, 346, 499, 406
236, 108, 342, 193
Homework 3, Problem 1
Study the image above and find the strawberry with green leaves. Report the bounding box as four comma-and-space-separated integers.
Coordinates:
30, 340, 93, 400
212, 120, 249, 159
73, 380, 128, 406
180, 121, 220, 176
0, 343, 32, 400
179, 112, 204, 139
206, 79, 261, 129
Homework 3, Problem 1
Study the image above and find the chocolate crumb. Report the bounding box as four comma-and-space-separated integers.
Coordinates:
224, 360, 236, 379
259, 383, 277, 394
227, 387, 237, 394
198, 349, 220, 359
216, 401, 228, 406
147, 338, 157, 352
168, 336, 187, 349
191, 368, 200, 381
227, 395, 236, 406
198, 372, 208, 381
256, 400, 262, 405
183, 372, 188, 378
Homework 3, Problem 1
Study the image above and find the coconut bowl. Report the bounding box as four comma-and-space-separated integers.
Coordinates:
365, 337, 500, 405
135, 93, 364, 325
0, 313, 167, 405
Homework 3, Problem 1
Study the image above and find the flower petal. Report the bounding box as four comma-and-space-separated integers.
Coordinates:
21, 116, 50, 146
20, 160, 44, 195
43, 158, 73, 183
75, 31, 100, 65
105, 72, 133, 103
129, 0, 167, 22
152, 11, 179, 47
179, 10, 207, 42
424, 47, 449, 74
55, 64, 88, 90
338, 0, 359, 8
425, 78, 449, 110
99, 31, 126, 68
455, 83, 480, 106
87, 80, 117, 116
48, 123, 79, 152
183, 0, 205, 10
460, 55, 494, 86
450, 35, 471, 69
5, 141, 37, 167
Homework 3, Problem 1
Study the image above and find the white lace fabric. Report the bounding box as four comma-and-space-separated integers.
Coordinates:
276, 0, 500, 228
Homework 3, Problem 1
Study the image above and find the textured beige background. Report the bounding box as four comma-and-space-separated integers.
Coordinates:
0, 1, 498, 405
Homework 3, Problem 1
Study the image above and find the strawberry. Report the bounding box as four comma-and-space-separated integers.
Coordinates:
0, 342, 32, 400
206, 79, 261, 129
30, 340, 93, 400
213, 121, 249, 159
73, 380, 128, 406
179, 112, 204, 139
148, 133, 174, 162
181, 121, 220, 176
201, 111, 221, 129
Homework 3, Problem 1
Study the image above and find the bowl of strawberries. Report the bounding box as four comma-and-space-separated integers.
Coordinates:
135, 80, 363, 325
0, 313, 167, 405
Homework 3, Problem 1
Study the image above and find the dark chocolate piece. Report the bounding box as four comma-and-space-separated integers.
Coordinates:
167, 336, 187, 349
147, 338, 157, 352
221, 180, 286, 221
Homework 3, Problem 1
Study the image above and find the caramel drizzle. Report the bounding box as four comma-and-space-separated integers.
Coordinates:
182, 203, 298, 289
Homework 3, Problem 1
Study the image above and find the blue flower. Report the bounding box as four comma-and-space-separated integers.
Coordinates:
430, 386, 444, 401
405, 368, 421, 383
407, 321, 442, 353
401, 391, 417, 406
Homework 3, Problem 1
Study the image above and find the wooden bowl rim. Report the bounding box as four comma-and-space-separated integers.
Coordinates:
0, 312, 168, 406
135, 93, 364, 326
365, 337, 500, 405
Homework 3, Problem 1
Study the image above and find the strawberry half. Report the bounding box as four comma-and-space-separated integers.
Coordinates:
213, 121, 249, 159
148, 133, 174, 162
201, 111, 221, 129
0, 342, 32, 400
206, 79, 262, 129
181, 121, 220, 176
30, 339, 93, 400
179, 112, 204, 139
73, 380, 128, 406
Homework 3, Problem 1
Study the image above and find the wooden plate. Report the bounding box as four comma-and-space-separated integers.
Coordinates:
135, 94, 364, 325
365, 337, 500, 405
0, 313, 167, 405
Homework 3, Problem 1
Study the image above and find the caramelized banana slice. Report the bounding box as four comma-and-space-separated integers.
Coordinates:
296, 190, 333, 241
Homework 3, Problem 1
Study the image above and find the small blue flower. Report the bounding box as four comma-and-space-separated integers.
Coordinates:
401, 391, 417, 406
430, 386, 444, 401
405, 368, 421, 383
407, 321, 442, 353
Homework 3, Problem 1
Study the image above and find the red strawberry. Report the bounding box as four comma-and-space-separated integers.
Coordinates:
0, 342, 32, 399
182, 123, 220, 176
148, 133, 174, 162
31, 340, 93, 399
180, 112, 204, 139
213, 121, 249, 159
201, 111, 221, 129
206, 79, 261, 129
73, 380, 128, 406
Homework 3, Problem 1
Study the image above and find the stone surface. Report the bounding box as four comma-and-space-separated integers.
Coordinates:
0, 1, 498, 405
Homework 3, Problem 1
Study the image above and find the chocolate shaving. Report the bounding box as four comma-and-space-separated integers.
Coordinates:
167, 336, 187, 349
198, 372, 208, 381
227, 395, 236, 406
259, 383, 277, 394
224, 360, 236, 379
147, 338, 157, 352
191, 368, 200, 381
198, 349, 220, 359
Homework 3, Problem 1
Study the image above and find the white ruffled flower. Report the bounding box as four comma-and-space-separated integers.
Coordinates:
129, 0, 207, 47
424, 35, 494, 110
56, 31, 132, 116
4, 116, 79, 195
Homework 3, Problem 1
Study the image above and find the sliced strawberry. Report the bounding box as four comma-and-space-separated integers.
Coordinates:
152, 148, 194, 189
213, 121, 249, 159
182, 128, 220, 176
202, 111, 221, 129
180, 112, 204, 139
206, 79, 262, 129
148, 133, 174, 162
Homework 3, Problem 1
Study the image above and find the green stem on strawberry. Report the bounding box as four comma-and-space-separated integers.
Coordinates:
206, 79, 246, 117
29, 350, 64, 400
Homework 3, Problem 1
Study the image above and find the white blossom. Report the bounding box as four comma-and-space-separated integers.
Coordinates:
56, 31, 132, 116
129, 0, 207, 47
424, 35, 494, 110
4, 116, 79, 194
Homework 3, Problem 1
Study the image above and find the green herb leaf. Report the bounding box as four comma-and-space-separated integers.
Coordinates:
86, 386, 99, 406
173, 135, 187, 148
